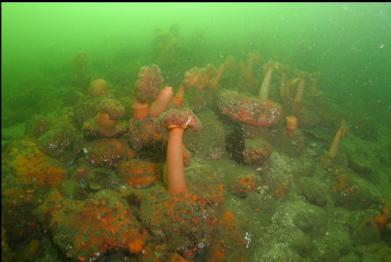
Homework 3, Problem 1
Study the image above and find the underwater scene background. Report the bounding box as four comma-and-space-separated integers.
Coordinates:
2, 3, 391, 261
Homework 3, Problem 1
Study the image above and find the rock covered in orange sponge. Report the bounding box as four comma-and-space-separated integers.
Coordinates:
3, 139, 67, 189
84, 139, 128, 167
37, 190, 149, 260
138, 164, 226, 260
126, 118, 163, 150
206, 208, 250, 262
2, 139, 67, 242
139, 188, 219, 260
229, 175, 262, 198
117, 159, 160, 188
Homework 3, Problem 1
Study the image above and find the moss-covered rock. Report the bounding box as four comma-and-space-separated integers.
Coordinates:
37, 112, 80, 162
331, 170, 380, 210
185, 110, 226, 160
293, 210, 328, 237
243, 137, 273, 166
299, 177, 328, 207
352, 218, 381, 245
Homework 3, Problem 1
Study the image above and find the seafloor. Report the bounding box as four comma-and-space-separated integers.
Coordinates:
2, 27, 391, 262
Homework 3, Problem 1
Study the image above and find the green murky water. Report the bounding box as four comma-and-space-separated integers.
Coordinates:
2, 3, 391, 261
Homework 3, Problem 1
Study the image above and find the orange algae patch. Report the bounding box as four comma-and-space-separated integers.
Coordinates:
221, 210, 235, 229
128, 236, 147, 254
216, 183, 225, 193
96, 112, 116, 129
127, 148, 137, 160
332, 174, 356, 194
374, 207, 389, 232
239, 177, 257, 191
269, 175, 292, 200
208, 244, 225, 262
230, 175, 261, 198
206, 211, 250, 262
168, 252, 189, 262
117, 160, 159, 188
273, 179, 291, 199
9, 140, 67, 188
